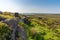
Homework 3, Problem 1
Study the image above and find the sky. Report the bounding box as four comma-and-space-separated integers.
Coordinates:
0, 0, 60, 13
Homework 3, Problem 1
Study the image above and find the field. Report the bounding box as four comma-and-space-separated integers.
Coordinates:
0, 12, 60, 40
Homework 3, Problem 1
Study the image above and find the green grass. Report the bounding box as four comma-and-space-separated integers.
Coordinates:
0, 13, 60, 40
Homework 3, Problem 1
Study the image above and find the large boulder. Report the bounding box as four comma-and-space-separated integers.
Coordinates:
14, 12, 19, 17
0, 16, 6, 21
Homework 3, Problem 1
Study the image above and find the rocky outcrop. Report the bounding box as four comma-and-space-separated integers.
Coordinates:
0, 16, 6, 21
2, 19, 27, 40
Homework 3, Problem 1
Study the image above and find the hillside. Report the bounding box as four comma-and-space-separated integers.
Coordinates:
0, 12, 60, 40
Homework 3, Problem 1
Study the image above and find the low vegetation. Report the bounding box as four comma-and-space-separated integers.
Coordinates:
0, 12, 60, 40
